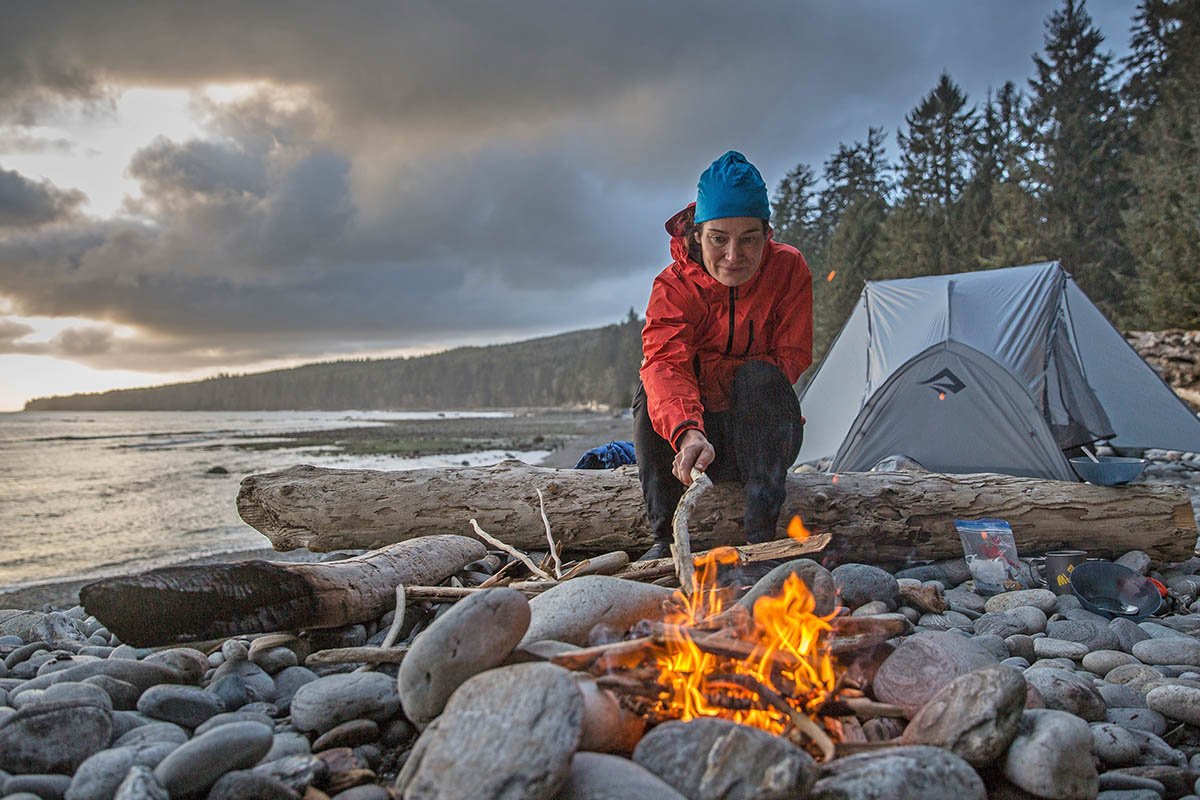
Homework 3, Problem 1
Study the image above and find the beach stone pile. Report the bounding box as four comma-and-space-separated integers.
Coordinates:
4, 544, 1200, 799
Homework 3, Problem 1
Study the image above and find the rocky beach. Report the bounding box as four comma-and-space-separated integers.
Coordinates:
0, 444, 1199, 798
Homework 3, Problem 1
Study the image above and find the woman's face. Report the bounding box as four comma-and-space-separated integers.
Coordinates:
695, 217, 767, 287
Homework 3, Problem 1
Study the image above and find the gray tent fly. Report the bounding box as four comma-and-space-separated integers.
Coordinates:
796, 261, 1200, 480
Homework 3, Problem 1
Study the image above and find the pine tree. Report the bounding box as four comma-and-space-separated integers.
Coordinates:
1123, 0, 1200, 327
770, 163, 823, 263
812, 128, 891, 360
882, 73, 978, 278
1025, 0, 1132, 318
965, 82, 1044, 268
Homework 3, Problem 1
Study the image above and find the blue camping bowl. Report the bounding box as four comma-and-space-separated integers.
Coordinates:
1069, 561, 1161, 621
1069, 456, 1148, 485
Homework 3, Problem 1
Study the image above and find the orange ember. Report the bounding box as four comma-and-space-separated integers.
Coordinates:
826, 270, 836, 281
651, 528, 839, 736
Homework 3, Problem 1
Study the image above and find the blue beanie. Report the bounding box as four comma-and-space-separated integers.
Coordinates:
695, 150, 769, 223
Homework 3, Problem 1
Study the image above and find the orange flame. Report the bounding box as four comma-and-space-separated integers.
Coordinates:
826, 270, 836, 281
787, 515, 811, 542
652, 521, 839, 735
938, 391, 946, 400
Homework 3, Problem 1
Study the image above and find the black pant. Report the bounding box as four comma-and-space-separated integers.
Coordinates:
632, 360, 804, 544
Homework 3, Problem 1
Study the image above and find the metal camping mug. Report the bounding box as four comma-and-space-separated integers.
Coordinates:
1044, 550, 1088, 595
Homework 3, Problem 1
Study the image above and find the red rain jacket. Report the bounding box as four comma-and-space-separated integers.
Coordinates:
640, 204, 813, 449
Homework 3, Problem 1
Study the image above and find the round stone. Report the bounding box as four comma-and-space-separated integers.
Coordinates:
1023, 667, 1107, 721
1147, 684, 1200, 726
65, 742, 177, 800
1033, 638, 1090, 661
1106, 664, 1166, 693
812, 745, 985, 800
0, 699, 113, 774
206, 770, 299, 800
82, 674, 142, 711
1084, 650, 1140, 676
152, 720, 274, 798
113, 721, 190, 748
738, 559, 837, 616
1003, 709, 1098, 799
399, 587, 530, 728
396, 663, 582, 800
872, 631, 998, 715
559, 752, 688, 800
831, 563, 900, 611
1105, 707, 1169, 736
113, 764, 169, 799
1047, 619, 1121, 651
312, 719, 379, 751
973, 612, 1027, 638
633, 717, 817, 800
1009, 606, 1049, 635
520, 576, 672, 647
985, 590, 1058, 614
142, 648, 208, 683
1090, 722, 1143, 766
1110, 617, 1152, 652
271, 666, 318, 714
137, 684, 226, 728
193, 710, 275, 736
900, 664, 1026, 766
1133, 638, 1200, 667
290, 672, 400, 734
1098, 683, 1148, 709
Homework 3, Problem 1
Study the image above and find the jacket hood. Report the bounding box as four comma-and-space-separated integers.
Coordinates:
664, 202, 775, 291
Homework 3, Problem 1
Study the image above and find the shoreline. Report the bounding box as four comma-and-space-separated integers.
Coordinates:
1, 411, 635, 611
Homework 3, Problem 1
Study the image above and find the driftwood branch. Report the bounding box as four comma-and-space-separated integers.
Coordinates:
80, 535, 486, 647
469, 519, 554, 581
671, 469, 711, 592
237, 463, 1197, 564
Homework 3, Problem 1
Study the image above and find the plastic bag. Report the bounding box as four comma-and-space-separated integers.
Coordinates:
955, 518, 1021, 595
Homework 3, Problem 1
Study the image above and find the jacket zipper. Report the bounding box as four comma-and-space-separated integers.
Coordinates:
741, 320, 754, 357
724, 287, 737, 355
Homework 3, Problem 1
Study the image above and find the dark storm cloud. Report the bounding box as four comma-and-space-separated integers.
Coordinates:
0, 0, 1140, 373
0, 165, 86, 228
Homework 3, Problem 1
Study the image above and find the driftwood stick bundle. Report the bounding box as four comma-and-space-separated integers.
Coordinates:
306, 646, 409, 665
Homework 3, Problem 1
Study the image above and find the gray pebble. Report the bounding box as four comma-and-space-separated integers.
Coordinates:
113, 721, 189, 748
813, 745, 985, 800
1084, 650, 1141, 676
1033, 637, 1090, 661
399, 587, 530, 728
1023, 667, 1107, 721
1003, 709, 1098, 799
290, 672, 400, 733
1048, 618, 1121, 651
1134, 638, 1200, 667
1091, 722, 1143, 766
193, 710, 274, 736
1105, 707, 1170, 736
1111, 617, 1153, 652
112, 765, 168, 800
152, 720, 274, 798
985, 589, 1058, 614
0, 698, 113, 774
831, 563, 900, 610
271, 666, 318, 714
65, 742, 177, 800
136, 684, 225, 728
1147, 684, 1200, 726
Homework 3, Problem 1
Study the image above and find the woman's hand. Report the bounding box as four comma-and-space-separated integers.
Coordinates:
673, 429, 715, 486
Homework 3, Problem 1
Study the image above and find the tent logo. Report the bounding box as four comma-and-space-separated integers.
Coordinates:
919, 368, 966, 395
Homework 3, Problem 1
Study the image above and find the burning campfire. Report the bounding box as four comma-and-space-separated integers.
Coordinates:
653, 520, 839, 737
554, 516, 908, 762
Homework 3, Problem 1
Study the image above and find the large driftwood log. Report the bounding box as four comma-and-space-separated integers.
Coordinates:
237, 462, 1198, 564
80, 534, 485, 647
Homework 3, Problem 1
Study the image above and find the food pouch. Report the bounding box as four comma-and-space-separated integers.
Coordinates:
954, 518, 1020, 595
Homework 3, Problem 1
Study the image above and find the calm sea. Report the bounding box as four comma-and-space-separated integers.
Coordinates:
0, 410, 548, 591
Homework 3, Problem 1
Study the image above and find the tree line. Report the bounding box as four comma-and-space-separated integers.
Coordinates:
771, 0, 1199, 362
25, 311, 645, 411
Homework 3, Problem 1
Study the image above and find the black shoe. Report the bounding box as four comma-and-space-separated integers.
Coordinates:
636, 540, 672, 561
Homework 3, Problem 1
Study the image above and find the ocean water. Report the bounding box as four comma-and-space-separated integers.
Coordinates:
0, 410, 548, 591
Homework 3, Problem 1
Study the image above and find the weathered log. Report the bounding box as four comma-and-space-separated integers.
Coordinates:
80, 534, 485, 647
237, 461, 1198, 564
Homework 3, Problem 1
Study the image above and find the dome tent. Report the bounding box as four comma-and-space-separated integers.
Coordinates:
797, 262, 1200, 479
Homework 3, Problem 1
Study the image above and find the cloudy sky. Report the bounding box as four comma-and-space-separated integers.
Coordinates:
0, 1, 1139, 411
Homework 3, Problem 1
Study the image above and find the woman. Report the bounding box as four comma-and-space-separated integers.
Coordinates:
634, 151, 813, 560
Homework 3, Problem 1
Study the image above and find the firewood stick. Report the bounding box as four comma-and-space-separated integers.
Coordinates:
671, 468, 711, 593
708, 673, 835, 762
829, 615, 910, 637
306, 646, 408, 665
613, 533, 832, 582
401, 582, 558, 601
536, 487, 564, 578
355, 584, 405, 673
469, 519, 554, 581
835, 739, 904, 756
549, 636, 666, 671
